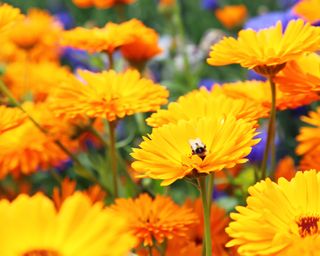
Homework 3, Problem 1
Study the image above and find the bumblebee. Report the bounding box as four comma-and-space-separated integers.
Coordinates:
189, 138, 207, 159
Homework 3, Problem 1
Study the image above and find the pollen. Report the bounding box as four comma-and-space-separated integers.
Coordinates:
296, 215, 320, 238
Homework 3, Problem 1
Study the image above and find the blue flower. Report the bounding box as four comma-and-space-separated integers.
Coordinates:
248, 70, 266, 81
202, 0, 219, 10
244, 10, 298, 31
54, 11, 74, 30
198, 79, 218, 90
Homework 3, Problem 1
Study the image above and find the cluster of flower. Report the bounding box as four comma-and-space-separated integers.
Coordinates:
0, 0, 320, 255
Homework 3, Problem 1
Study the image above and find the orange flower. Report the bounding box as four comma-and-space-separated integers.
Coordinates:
72, 0, 135, 8
294, 0, 320, 24
275, 53, 320, 94
61, 21, 133, 54
0, 106, 25, 134
215, 5, 247, 29
110, 193, 198, 247
120, 19, 162, 63
299, 147, 320, 171
52, 178, 106, 209
3, 9, 62, 62
50, 69, 168, 121
296, 107, 320, 156
4, 61, 70, 102
220, 80, 319, 111
159, 0, 175, 7
146, 86, 267, 128
0, 102, 78, 178
274, 156, 296, 181
0, 4, 23, 33
207, 19, 320, 73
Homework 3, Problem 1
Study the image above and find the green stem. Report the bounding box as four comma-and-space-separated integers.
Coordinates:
207, 174, 214, 215
108, 121, 119, 198
107, 52, 114, 70
198, 176, 212, 256
260, 77, 276, 180
147, 245, 153, 256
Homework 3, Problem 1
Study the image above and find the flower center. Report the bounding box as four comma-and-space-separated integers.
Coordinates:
21, 249, 61, 256
189, 138, 206, 160
296, 216, 320, 238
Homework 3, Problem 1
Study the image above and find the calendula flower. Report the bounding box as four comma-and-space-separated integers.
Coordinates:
147, 87, 267, 128
227, 170, 320, 255
299, 147, 320, 171
52, 178, 106, 210
274, 156, 296, 181
296, 107, 320, 157
72, 0, 135, 8
293, 0, 320, 24
0, 4, 23, 33
120, 19, 162, 64
0, 102, 77, 178
0, 106, 25, 134
4, 61, 70, 102
8, 9, 62, 51
215, 5, 248, 29
159, 0, 175, 7
50, 69, 168, 121
207, 19, 320, 76
132, 116, 259, 186
110, 193, 198, 247
0, 192, 136, 255
61, 21, 133, 54
220, 80, 319, 111
275, 53, 320, 94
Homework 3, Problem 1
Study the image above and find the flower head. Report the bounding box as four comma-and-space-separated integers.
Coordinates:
293, 0, 320, 24
0, 192, 136, 255
227, 170, 320, 255
296, 107, 320, 156
207, 19, 320, 71
72, 0, 135, 9
120, 19, 162, 63
132, 116, 259, 186
0, 106, 25, 134
147, 87, 267, 128
4, 61, 70, 102
0, 4, 23, 33
0, 102, 77, 178
275, 156, 296, 181
50, 69, 168, 121
61, 21, 133, 54
275, 53, 320, 94
110, 193, 198, 247
220, 80, 319, 111
215, 5, 248, 29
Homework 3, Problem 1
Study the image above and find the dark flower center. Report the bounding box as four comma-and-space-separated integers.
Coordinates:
22, 249, 60, 256
296, 216, 320, 238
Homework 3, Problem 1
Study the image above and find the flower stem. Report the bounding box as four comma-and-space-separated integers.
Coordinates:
261, 76, 276, 180
207, 173, 214, 215
198, 176, 212, 256
108, 120, 119, 198
107, 52, 114, 70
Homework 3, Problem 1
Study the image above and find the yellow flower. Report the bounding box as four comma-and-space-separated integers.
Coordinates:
226, 170, 320, 256
4, 61, 70, 102
110, 193, 198, 247
0, 102, 77, 178
50, 69, 169, 121
0, 192, 136, 256
207, 19, 320, 74
61, 21, 133, 54
275, 53, 320, 94
132, 116, 259, 186
220, 80, 319, 111
215, 5, 247, 29
147, 87, 267, 128
294, 0, 320, 24
0, 106, 25, 134
296, 107, 320, 156
0, 4, 23, 33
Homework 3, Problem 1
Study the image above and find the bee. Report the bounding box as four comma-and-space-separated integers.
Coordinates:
189, 138, 207, 159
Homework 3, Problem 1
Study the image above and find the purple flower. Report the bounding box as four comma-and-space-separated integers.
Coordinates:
277, 0, 299, 8
244, 10, 298, 31
202, 0, 219, 10
54, 11, 74, 30
198, 79, 218, 90
248, 70, 266, 81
